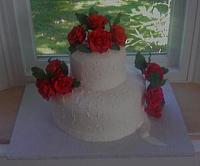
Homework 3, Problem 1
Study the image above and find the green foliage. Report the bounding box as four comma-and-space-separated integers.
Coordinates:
162, 67, 169, 74
111, 44, 120, 51
77, 44, 91, 53
135, 52, 147, 73
75, 13, 88, 25
104, 23, 110, 31
69, 45, 76, 54
105, 15, 112, 22
60, 61, 68, 75
31, 67, 46, 79
134, 51, 168, 87
113, 13, 122, 24
69, 43, 91, 53
161, 79, 167, 86
149, 73, 167, 87
89, 7, 98, 15
46, 72, 54, 78
73, 79, 81, 88
149, 72, 161, 87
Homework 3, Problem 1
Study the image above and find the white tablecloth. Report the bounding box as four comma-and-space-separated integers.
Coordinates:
7, 83, 194, 159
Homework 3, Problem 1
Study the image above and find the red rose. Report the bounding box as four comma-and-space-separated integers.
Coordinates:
87, 14, 108, 30
145, 87, 164, 105
45, 59, 63, 76
145, 87, 164, 118
144, 63, 164, 81
88, 29, 112, 53
67, 25, 86, 45
36, 79, 56, 100
145, 106, 163, 118
111, 24, 127, 46
53, 75, 73, 95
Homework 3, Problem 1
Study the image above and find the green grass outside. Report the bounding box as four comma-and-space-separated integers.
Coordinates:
30, 0, 171, 55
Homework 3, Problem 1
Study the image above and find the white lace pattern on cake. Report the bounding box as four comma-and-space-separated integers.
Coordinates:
70, 48, 127, 91
52, 72, 147, 142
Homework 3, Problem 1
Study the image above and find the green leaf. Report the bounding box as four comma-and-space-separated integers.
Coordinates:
148, 52, 152, 63
111, 44, 120, 50
89, 7, 98, 15
69, 45, 76, 54
73, 79, 81, 88
48, 57, 52, 63
113, 13, 122, 24
135, 52, 147, 73
31, 67, 46, 79
104, 23, 110, 31
162, 67, 169, 74
77, 44, 91, 53
46, 72, 54, 78
75, 13, 88, 25
105, 15, 112, 22
149, 72, 161, 88
161, 79, 167, 86
60, 61, 68, 75
82, 24, 89, 31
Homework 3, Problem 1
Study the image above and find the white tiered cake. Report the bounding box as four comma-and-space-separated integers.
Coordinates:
52, 48, 147, 142
31, 8, 169, 142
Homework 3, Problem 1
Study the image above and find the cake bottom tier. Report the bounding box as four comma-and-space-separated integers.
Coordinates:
52, 71, 147, 142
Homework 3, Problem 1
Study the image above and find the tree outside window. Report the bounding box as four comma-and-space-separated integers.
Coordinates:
30, 0, 171, 55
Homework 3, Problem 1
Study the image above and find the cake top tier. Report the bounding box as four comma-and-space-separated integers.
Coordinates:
67, 7, 127, 54
70, 47, 127, 91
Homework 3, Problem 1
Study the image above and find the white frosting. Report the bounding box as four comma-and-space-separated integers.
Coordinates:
70, 48, 127, 91
52, 48, 146, 142
52, 72, 146, 142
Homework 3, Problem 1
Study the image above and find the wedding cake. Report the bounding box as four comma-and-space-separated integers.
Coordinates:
32, 9, 168, 142
52, 48, 146, 142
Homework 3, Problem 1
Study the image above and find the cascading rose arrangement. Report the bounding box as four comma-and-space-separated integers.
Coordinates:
67, 8, 127, 54
135, 52, 169, 118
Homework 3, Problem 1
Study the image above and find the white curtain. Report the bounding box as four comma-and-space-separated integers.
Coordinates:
188, 0, 200, 83
0, 0, 25, 91
192, 3, 200, 83
192, 45, 200, 83
191, 39, 200, 83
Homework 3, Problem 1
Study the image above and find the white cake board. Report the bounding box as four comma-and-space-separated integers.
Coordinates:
7, 83, 194, 159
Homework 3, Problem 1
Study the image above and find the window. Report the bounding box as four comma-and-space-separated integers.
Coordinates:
14, 0, 198, 81
30, 0, 171, 56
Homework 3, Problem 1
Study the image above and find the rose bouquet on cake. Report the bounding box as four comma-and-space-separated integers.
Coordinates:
67, 7, 127, 54
135, 52, 169, 119
31, 59, 80, 101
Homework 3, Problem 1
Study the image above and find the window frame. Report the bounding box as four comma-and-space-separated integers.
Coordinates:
14, 0, 198, 82
167, 0, 198, 81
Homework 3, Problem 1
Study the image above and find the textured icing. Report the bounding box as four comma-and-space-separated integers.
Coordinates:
70, 48, 127, 91
52, 48, 146, 142
52, 71, 146, 142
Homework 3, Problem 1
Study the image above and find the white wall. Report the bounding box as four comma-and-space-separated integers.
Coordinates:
0, 0, 25, 90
